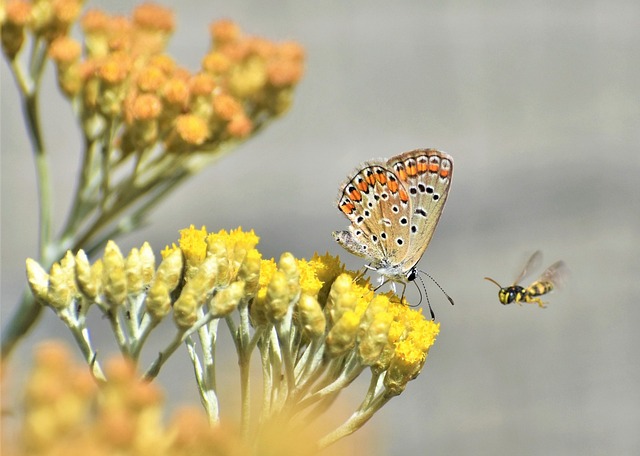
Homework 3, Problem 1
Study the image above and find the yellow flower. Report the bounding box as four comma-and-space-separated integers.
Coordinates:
177, 225, 208, 266
296, 259, 323, 298
174, 114, 209, 145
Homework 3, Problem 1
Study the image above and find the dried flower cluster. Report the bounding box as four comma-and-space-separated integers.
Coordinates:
1, 1, 305, 357
24, 226, 440, 449
3, 1, 304, 145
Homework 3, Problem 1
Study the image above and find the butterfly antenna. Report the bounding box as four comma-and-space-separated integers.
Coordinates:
411, 279, 424, 307
415, 273, 435, 319
418, 269, 455, 306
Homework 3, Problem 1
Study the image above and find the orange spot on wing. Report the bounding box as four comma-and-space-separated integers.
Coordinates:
357, 180, 369, 192
406, 162, 418, 176
428, 163, 440, 173
340, 202, 355, 214
365, 172, 376, 185
349, 188, 362, 201
375, 170, 387, 184
397, 167, 408, 181
417, 159, 428, 173
439, 168, 450, 178
388, 179, 399, 193
399, 188, 409, 202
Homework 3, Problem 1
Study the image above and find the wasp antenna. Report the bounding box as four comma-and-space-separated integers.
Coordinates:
484, 277, 503, 288
418, 269, 454, 307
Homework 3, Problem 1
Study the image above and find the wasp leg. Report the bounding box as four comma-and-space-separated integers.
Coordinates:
526, 297, 546, 308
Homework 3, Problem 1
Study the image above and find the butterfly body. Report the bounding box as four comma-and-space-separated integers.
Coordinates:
333, 149, 453, 286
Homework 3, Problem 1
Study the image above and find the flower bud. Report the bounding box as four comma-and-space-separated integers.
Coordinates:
265, 270, 290, 322
139, 242, 156, 287
2, 1, 32, 59
125, 248, 143, 295
278, 252, 299, 299
26, 258, 50, 304
48, 263, 73, 310
297, 294, 326, 338
155, 248, 183, 291
237, 249, 261, 296
103, 241, 127, 307
145, 280, 171, 321
210, 281, 244, 316
173, 292, 199, 329
358, 313, 392, 366
75, 250, 99, 300
206, 239, 230, 286
327, 273, 356, 323
326, 310, 360, 358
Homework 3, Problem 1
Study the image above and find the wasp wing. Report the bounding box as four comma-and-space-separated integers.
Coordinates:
537, 260, 569, 289
513, 250, 543, 285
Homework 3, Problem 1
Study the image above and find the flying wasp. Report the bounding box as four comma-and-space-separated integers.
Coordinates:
484, 251, 568, 308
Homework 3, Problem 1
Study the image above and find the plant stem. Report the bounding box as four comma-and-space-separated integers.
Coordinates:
316, 390, 393, 450
1, 53, 54, 359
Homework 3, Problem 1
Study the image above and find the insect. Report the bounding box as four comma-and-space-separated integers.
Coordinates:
333, 148, 453, 293
484, 251, 568, 307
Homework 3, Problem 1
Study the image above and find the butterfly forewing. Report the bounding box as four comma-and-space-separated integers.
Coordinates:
386, 149, 453, 271
335, 148, 453, 282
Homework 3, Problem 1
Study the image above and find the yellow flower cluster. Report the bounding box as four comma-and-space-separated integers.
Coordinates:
24, 226, 440, 449
26, 225, 438, 384
2, 1, 304, 152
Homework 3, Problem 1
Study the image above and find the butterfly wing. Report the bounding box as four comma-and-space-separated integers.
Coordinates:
334, 160, 412, 270
386, 149, 454, 272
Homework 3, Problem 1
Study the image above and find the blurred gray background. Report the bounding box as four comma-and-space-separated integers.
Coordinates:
2, 0, 639, 454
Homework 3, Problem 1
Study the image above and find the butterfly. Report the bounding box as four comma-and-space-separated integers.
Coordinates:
333, 148, 453, 292
484, 250, 568, 307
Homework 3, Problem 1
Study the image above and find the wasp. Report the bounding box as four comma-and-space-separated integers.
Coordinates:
484, 251, 568, 308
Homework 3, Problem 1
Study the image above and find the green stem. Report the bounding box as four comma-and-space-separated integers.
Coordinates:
237, 302, 252, 439
1, 51, 54, 359
316, 390, 394, 450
